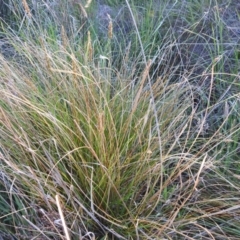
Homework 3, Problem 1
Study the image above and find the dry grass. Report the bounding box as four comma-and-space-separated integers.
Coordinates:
0, 0, 240, 239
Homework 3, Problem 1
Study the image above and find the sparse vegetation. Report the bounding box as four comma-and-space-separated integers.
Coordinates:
0, 0, 240, 239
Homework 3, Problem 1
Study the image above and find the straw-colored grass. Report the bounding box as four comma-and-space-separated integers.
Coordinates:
0, 0, 240, 239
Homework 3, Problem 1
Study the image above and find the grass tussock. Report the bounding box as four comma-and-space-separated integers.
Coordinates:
0, 0, 240, 239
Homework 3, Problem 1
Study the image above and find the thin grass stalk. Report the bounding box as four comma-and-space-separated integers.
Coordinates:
61, 25, 68, 49
77, 2, 88, 18
22, 215, 51, 239
22, 0, 32, 18
56, 194, 71, 240
132, 60, 152, 114
125, 1, 165, 198
86, 31, 93, 62
107, 14, 113, 40
84, 0, 92, 8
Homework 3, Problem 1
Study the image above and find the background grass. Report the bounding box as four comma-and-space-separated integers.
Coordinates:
0, 0, 240, 239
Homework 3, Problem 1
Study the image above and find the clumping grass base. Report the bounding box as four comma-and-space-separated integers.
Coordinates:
0, 0, 240, 239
